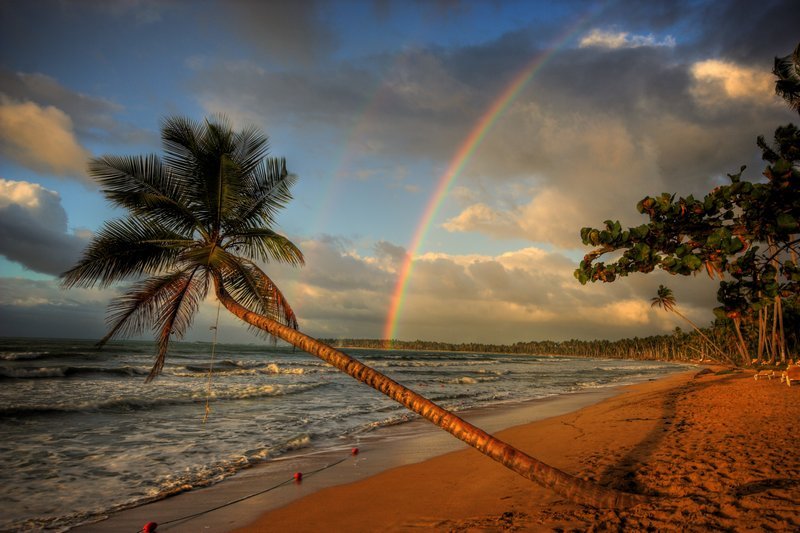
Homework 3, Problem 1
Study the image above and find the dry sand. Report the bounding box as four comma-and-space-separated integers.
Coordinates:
235, 368, 800, 532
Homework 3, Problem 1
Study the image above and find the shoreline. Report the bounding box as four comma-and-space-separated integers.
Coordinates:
75, 371, 677, 532
231, 366, 800, 532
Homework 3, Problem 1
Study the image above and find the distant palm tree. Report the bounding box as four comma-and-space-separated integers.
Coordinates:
63, 115, 645, 508
774, 42, 800, 115
650, 285, 725, 360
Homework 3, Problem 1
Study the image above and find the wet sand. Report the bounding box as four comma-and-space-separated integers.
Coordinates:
79, 380, 626, 532
234, 367, 800, 532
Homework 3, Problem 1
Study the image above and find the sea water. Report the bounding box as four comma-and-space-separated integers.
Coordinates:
0, 337, 689, 531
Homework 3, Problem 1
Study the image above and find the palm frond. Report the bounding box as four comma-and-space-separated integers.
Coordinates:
233, 124, 270, 176
149, 267, 208, 382
89, 154, 199, 232
98, 270, 205, 347
216, 253, 298, 330
226, 158, 295, 231
61, 217, 190, 288
161, 115, 203, 179
774, 42, 800, 114
226, 227, 304, 266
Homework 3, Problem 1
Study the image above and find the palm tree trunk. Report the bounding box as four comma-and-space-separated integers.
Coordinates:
212, 276, 648, 509
671, 308, 727, 361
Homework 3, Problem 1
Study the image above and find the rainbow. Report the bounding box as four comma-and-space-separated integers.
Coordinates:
382, 19, 594, 344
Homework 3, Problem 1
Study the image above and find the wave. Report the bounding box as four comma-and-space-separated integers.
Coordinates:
0, 382, 329, 418
443, 375, 499, 385
0, 365, 151, 379
0, 351, 52, 361
373, 359, 499, 368
5, 431, 315, 532
596, 364, 673, 372
172, 362, 309, 378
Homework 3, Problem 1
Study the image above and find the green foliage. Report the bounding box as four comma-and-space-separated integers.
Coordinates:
575, 123, 800, 359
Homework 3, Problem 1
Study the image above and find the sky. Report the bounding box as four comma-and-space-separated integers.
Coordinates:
0, 0, 798, 345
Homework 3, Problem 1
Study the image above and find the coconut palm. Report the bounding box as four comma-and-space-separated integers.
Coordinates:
651, 285, 726, 360
774, 42, 800, 115
62, 115, 646, 508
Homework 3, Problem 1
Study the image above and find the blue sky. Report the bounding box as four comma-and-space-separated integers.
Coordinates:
1, 0, 798, 344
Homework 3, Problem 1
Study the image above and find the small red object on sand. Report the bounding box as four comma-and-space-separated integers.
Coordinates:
142, 522, 158, 533
351, 447, 359, 456
293, 471, 303, 482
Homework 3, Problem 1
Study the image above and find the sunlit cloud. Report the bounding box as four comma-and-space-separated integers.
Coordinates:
690, 59, 777, 107
442, 202, 522, 238
0, 97, 91, 180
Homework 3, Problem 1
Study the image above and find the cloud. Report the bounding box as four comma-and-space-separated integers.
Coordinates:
0, 277, 114, 339
579, 29, 675, 49
442, 203, 522, 239
225, 0, 338, 66
0, 97, 91, 179
0, 230, 720, 343
252, 237, 719, 343
0, 69, 151, 147
690, 59, 777, 108
0, 179, 90, 275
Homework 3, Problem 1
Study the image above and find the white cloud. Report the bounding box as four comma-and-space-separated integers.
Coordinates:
0, 96, 91, 179
579, 29, 675, 49
255, 238, 717, 343
442, 202, 523, 238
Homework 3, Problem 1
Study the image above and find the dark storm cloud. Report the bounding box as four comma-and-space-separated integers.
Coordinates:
0, 278, 108, 338
593, 0, 800, 64
225, 0, 339, 66
0, 180, 89, 276
679, 0, 800, 64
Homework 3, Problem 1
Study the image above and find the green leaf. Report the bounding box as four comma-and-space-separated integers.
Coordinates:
777, 213, 799, 231
681, 254, 702, 271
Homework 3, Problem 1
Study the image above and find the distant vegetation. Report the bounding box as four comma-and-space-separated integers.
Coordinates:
321, 328, 733, 363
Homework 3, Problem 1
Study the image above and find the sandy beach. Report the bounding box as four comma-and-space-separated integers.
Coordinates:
230, 367, 800, 532
78, 366, 800, 532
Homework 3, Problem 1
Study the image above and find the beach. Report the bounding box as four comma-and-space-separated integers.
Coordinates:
78, 365, 800, 532
233, 367, 800, 532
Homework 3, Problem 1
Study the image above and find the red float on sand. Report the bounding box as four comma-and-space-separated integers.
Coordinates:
293, 472, 303, 482
142, 521, 158, 532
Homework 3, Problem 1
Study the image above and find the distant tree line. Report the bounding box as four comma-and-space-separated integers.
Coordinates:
320, 327, 749, 364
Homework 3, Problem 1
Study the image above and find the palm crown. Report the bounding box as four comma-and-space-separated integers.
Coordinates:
62, 116, 304, 381
650, 284, 676, 312
774, 42, 800, 115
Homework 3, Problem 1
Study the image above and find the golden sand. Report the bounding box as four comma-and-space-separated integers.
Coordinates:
236, 368, 800, 532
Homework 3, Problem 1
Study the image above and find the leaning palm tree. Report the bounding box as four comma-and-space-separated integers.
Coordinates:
774, 41, 800, 115
62, 115, 646, 508
650, 285, 726, 360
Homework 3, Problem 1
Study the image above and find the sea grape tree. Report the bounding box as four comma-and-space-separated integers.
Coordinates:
574, 124, 800, 364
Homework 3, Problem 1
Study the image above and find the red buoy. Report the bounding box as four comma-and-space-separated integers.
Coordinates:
351, 447, 359, 456
293, 471, 303, 482
142, 522, 158, 533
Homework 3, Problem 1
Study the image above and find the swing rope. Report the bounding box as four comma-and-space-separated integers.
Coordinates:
203, 301, 222, 424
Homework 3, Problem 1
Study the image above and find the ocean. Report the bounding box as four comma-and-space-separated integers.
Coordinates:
0, 337, 689, 531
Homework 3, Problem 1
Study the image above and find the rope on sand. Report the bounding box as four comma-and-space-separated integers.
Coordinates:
136, 449, 358, 532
